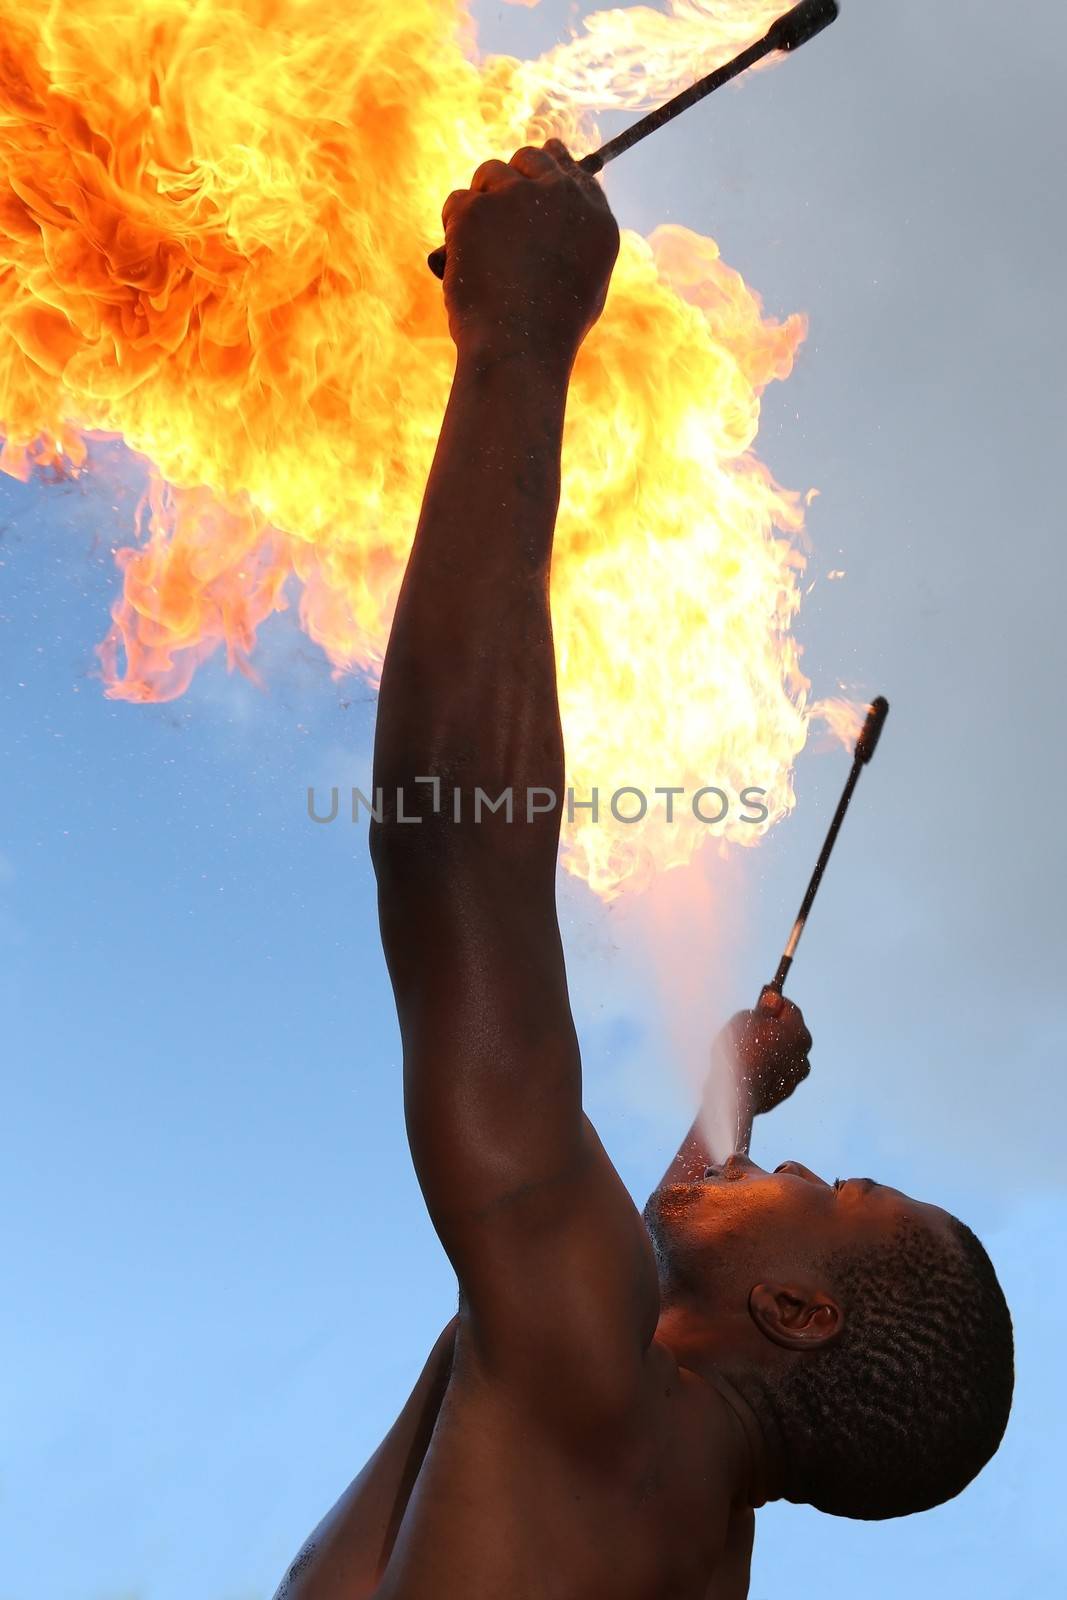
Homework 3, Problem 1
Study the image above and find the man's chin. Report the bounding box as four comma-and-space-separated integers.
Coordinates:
642, 1183, 728, 1296
642, 1182, 710, 1254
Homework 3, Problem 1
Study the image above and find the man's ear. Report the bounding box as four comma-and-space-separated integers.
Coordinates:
748, 1282, 843, 1351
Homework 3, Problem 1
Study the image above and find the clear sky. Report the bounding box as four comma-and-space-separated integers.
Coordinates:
3, 2, 1065, 1597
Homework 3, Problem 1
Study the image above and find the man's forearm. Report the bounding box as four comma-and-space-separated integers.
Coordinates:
371, 346, 573, 862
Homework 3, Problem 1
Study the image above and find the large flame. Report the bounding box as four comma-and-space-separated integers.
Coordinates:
0, 0, 845, 897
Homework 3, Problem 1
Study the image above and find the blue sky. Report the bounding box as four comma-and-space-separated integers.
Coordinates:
3, 3, 1066, 1597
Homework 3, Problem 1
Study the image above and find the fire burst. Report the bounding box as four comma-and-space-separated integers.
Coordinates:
0, 0, 835, 897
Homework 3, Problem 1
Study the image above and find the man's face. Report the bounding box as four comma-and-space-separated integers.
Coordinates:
643, 1155, 952, 1301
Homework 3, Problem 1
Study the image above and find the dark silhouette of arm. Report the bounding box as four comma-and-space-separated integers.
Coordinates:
370, 143, 658, 1415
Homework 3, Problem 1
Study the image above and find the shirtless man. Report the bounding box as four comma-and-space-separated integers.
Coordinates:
275, 141, 1013, 1600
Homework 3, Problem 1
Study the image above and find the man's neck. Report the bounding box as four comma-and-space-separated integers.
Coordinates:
656, 1306, 786, 1509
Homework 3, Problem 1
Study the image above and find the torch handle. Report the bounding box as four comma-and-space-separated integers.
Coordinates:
759, 695, 890, 1003
765, 959, 794, 999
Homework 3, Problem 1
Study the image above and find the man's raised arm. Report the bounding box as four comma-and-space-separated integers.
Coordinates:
369, 143, 657, 1398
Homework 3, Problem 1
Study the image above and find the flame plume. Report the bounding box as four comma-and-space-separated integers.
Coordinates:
0, 0, 838, 897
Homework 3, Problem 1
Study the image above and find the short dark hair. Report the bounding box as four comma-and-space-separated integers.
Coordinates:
759, 1214, 1014, 1520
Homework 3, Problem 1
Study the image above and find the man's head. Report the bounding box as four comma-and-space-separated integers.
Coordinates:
643, 1156, 1014, 1520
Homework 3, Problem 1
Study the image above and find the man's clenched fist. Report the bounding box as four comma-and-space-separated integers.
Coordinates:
713, 997, 813, 1118
441, 139, 620, 364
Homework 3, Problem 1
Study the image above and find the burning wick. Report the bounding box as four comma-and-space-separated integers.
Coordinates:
427, 0, 840, 279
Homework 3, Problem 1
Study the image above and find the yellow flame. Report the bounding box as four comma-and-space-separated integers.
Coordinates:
1, 0, 821, 897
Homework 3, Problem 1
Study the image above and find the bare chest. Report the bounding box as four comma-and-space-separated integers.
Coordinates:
375, 1373, 732, 1600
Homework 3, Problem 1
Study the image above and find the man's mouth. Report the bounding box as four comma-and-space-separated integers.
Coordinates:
703, 1155, 758, 1182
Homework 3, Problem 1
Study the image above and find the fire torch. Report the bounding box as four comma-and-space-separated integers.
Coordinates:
427, 0, 840, 279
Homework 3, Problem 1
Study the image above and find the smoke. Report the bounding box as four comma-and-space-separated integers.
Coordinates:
606, 843, 748, 1156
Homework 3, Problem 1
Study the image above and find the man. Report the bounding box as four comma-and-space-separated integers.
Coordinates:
275, 141, 1013, 1600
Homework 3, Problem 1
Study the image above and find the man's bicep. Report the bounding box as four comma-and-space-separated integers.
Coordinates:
380, 862, 658, 1388
388, 865, 586, 1229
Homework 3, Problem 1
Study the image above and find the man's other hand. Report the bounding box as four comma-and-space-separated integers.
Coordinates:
440, 139, 620, 364
714, 998, 813, 1118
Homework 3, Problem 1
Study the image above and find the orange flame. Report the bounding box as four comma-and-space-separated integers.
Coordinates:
1, 0, 822, 897
810, 696, 867, 751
